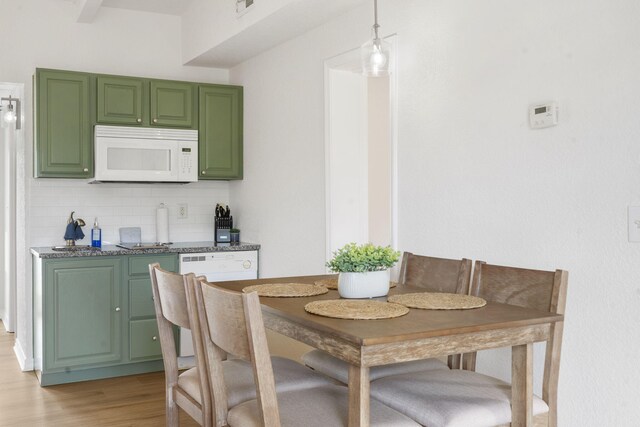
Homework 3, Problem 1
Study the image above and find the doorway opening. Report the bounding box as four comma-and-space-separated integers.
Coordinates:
324, 36, 398, 264
0, 82, 23, 335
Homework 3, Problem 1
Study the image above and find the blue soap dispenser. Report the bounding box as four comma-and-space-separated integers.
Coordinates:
91, 217, 102, 248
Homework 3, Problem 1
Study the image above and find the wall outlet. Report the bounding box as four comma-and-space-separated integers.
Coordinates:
178, 203, 188, 219
628, 206, 640, 242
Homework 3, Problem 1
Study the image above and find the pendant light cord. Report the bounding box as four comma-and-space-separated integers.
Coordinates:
373, 0, 380, 39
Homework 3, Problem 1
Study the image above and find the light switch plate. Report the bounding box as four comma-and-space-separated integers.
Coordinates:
628, 206, 640, 242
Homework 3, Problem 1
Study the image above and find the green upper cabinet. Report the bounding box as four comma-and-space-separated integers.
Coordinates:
35, 69, 93, 178
97, 77, 195, 128
97, 76, 145, 126
35, 68, 240, 180
150, 80, 195, 128
198, 84, 243, 180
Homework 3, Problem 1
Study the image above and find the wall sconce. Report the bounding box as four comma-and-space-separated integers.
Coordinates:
1, 96, 21, 130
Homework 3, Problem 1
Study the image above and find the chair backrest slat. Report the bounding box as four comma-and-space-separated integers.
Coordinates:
200, 282, 252, 360
471, 262, 556, 312
152, 264, 191, 329
399, 252, 472, 295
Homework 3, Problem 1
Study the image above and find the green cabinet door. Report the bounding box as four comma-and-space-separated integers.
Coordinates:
198, 84, 243, 180
97, 76, 145, 125
35, 69, 93, 178
150, 80, 195, 128
129, 319, 162, 360
43, 258, 122, 371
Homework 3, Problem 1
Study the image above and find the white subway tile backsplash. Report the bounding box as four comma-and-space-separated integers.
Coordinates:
29, 179, 229, 246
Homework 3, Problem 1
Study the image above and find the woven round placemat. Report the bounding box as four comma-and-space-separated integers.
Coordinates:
314, 278, 398, 290
242, 283, 329, 298
388, 292, 487, 310
304, 300, 409, 320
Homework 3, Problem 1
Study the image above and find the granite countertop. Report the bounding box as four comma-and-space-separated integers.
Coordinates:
30, 241, 261, 259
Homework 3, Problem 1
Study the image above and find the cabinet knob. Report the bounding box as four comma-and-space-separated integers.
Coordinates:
137, 118, 142, 123
202, 171, 206, 175
83, 168, 89, 172
152, 118, 158, 124
115, 307, 121, 312
152, 336, 158, 341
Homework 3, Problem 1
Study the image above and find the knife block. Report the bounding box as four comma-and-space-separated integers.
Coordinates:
215, 217, 233, 243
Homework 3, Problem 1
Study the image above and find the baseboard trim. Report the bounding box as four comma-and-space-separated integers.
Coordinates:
39, 360, 165, 386
14, 338, 34, 371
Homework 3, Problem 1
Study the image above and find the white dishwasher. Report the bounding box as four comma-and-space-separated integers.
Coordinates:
178, 250, 258, 358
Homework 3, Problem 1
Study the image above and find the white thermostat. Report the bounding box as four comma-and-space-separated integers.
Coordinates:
529, 102, 558, 129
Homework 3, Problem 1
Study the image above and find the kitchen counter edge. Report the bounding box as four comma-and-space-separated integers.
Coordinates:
30, 242, 261, 259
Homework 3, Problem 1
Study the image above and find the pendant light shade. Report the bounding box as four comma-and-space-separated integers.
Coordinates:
362, 0, 390, 77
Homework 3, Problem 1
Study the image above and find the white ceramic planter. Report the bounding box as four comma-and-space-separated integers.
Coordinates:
338, 270, 391, 299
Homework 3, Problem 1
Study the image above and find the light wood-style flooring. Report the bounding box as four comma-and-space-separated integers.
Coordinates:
0, 322, 198, 426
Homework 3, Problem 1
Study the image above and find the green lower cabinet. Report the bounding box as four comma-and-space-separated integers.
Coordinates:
44, 258, 122, 371
129, 278, 156, 318
38, 253, 178, 386
126, 254, 176, 362
198, 84, 243, 180
130, 319, 162, 360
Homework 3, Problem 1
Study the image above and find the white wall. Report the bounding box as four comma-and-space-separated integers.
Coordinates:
229, 0, 640, 424
227, 9, 374, 277
0, 0, 230, 368
29, 180, 228, 246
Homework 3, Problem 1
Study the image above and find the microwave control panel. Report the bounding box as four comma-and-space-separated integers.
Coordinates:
178, 142, 198, 181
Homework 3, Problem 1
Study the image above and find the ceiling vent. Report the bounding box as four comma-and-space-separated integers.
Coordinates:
236, 0, 254, 16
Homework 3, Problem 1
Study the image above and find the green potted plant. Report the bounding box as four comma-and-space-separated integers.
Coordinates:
326, 243, 401, 298
230, 228, 240, 243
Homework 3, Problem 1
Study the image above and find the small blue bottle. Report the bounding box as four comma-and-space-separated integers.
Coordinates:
91, 218, 102, 248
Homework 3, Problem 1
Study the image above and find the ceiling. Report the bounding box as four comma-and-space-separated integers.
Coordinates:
64, 0, 194, 22
100, 0, 193, 16
63, 0, 368, 67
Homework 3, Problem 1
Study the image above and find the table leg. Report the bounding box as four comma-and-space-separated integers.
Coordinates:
348, 364, 370, 427
512, 343, 533, 426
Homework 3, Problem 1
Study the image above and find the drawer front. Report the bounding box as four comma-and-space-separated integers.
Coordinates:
129, 278, 155, 318
130, 319, 162, 360
128, 254, 177, 276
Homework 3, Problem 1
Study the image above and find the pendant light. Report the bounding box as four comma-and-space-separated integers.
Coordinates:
361, 0, 390, 77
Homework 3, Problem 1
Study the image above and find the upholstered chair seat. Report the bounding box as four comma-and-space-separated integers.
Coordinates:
177, 356, 333, 407
370, 369, 549, 427
302, 349, 449, 384
228, 385, 420, 427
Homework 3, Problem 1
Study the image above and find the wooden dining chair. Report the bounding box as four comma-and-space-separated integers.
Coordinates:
149, 263, 212, 426
184, 276, 343, 427
193, 278, 420, 427
302, 252, 473, 383
369, 261, 569, 427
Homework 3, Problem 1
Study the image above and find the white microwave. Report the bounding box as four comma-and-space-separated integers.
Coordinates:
94, 125, 198, 183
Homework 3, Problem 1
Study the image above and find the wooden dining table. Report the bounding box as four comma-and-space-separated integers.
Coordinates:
214, 274, 564, 427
